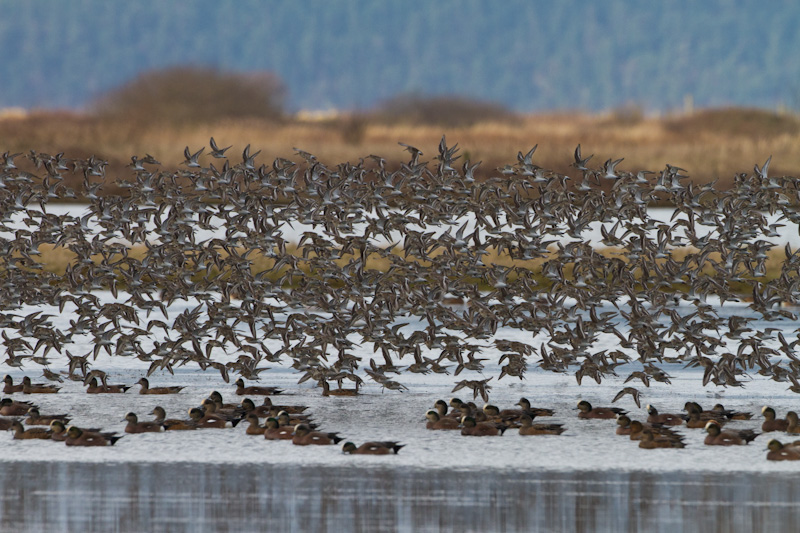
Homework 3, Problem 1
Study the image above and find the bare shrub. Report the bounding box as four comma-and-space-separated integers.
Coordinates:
664, 107, 800, 138
370, 93, 519, 128
340, 114, 367, 145
608, 103, 645, 125
90, 66, 287, 126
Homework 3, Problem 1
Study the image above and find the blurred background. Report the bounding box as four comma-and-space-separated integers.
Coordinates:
1, 0, 799, 187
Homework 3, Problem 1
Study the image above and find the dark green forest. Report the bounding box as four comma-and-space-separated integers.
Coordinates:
1, 0, 799, 112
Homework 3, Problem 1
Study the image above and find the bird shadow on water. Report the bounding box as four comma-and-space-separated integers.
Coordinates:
0, 462, 797, 532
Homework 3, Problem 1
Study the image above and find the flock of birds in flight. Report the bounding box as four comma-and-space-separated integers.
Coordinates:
0, 137, 798, 410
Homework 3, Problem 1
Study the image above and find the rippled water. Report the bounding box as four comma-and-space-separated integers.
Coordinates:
2, 291, 800, 531
1, 462, 798, 532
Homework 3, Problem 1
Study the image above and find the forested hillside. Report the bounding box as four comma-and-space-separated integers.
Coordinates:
1, 1, 799, 112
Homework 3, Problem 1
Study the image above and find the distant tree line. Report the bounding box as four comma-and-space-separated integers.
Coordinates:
89, 66, 520, 129
91, 67, 287, 126
1, 1, 800, 112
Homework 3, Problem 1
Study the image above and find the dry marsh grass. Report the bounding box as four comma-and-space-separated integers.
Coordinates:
26, 242, 791, 291
1, 107, 798, 195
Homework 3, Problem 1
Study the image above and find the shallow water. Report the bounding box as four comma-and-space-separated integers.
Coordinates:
17, 204, 800, 248
0, 462, 798, 533
3, 294, 800, 531
1, 294, 799, 472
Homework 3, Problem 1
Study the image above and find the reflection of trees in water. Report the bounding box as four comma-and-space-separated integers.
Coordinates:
0, 462, 796, 531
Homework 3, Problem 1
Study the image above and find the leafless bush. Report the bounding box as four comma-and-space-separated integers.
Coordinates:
608, 103, 645, 125
370, 93, 519, 128
664, 107, 800, 137
340, 114, 368, 145
90, 66, 287, 125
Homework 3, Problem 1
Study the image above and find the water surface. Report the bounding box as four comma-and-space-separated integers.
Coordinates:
1, 462, 797, 533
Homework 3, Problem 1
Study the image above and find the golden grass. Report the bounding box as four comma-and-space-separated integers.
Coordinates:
23, 241, 792, 293
2, 106, 796, 293
0, 107, 798, 194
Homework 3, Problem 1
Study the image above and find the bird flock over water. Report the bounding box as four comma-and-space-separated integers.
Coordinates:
0, 138, 799, 408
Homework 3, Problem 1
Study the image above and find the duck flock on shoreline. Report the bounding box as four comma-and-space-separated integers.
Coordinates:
426, 396, 800, 461
1, 373, 400, 454
4, 371, 800, 461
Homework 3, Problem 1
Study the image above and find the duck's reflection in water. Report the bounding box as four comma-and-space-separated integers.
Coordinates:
0, 462, 798, 532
